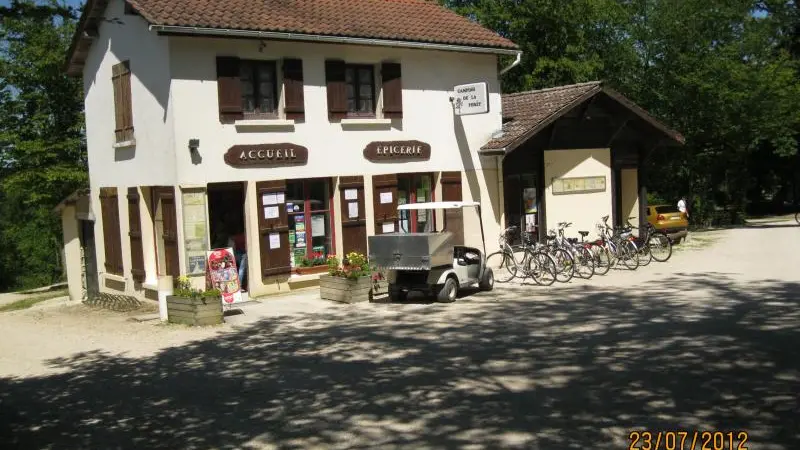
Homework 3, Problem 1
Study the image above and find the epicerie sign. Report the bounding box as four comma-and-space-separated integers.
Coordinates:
452, 81, 489, 116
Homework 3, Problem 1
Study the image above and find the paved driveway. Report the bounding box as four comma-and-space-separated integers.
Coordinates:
1, 223, 798, 449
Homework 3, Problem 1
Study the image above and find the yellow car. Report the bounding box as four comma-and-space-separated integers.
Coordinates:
646, 204, 688, 242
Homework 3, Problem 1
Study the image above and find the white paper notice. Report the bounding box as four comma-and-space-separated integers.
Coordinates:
264, 206, 279, 219
348, 201, 359, 218
276, 192, 285, 204
380, 191, 393, 204
269, 232, 280, 249
382, 222, 395, 233
311, 214, 326, 237
344, 189, 358, 200
263, 193, 278, 205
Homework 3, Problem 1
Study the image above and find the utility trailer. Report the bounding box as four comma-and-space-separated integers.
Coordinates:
368, 201, 494, 302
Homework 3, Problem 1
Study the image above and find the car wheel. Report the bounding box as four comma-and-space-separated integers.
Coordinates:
437, 278, 458, 303
388, 284, 407, 302
479, 267, 494, 291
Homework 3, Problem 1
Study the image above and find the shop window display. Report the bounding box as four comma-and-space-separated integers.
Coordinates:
286, 179, 334, 268
397, 173, 434, 233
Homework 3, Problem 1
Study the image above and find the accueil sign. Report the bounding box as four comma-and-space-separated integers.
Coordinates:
224, 143, 308, 168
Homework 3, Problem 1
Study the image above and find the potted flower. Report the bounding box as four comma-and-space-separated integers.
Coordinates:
319, 252, 373, 303
295, 251, 329, 275
166, 275, 223, 326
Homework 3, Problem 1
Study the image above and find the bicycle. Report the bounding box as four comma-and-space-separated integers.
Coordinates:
545, 228, 576, 283
631, 220, 673, 263
577, 228, 611, 276
600, 216, 640, 270
554, 222, 596, 279
486, 226, 557, 286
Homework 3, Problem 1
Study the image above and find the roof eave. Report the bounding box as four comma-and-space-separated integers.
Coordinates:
148, 24, 521, 55
64, 0, 111, 77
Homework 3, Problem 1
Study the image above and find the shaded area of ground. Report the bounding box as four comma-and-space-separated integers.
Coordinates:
1, 271, 798, 449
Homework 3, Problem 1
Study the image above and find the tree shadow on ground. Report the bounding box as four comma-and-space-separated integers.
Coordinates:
1, 273, 798, 449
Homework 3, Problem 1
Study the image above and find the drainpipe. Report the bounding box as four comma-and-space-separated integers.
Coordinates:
499, 51, 522, 75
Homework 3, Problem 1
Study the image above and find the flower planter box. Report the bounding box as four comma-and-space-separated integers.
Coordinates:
166, 295, 223, 326
319, 274, 372, 303
295, 265, 329, 276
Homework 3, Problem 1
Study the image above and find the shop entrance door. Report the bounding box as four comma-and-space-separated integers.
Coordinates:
208, 182, 247, 291
397, 173, 434, 233
504, 174, 538, 244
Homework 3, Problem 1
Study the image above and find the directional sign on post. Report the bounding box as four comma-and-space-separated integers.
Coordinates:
453, 81, 489, 116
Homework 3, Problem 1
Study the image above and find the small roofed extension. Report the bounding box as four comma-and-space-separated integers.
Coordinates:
485, 81, 685, 240
65, 0, 521, 76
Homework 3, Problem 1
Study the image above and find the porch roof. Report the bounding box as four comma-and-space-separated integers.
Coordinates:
480, 81, 685, 154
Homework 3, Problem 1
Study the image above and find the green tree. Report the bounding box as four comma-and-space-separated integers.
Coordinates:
0, 0, 87, 291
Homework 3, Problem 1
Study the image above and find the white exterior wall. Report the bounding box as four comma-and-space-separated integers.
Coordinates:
543, 149, 612, 240
620, 168, 640, 226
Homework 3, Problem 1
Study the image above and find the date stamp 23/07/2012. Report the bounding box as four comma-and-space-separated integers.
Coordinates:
628, 431, 749, 450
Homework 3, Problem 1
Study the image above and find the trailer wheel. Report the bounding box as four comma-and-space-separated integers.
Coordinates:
436, 277, 458, 303
479, 267, 494, 291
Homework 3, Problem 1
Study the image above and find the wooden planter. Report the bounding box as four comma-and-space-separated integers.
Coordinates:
166, 295, 223, 326
319, 274, 372, 303
295, 265, 329, 276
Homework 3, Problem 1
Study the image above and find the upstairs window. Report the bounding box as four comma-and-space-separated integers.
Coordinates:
239, 60, 278, 117
345, 64, 375, 115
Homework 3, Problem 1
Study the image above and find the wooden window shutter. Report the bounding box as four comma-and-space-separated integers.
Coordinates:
156, 187, 181, 277
325, 60, 347, 120
282, 58, 305, 120
441, 172, 464, 245
381, 62, 402, 118
372, 174, 398, 235
339, 176, 367, 256
216, 56, 243, 123
127, 187, 146, 282
99, 187, 124, 275
256, 180, 291, 277
112, 61, 134, 142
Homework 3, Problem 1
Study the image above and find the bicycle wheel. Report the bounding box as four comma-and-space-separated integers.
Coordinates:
618, 239, 640, 270
637, 240, 653, 266
486, 251, 517, 283
648, 232, 673, 262
574, 246, 596, 279
588, 243, 611, 275
526, 251, 557, 286
550, 247, 575, 282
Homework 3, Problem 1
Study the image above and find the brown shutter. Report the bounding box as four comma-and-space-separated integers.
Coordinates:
156, 187, 180, 277
216, 56, 243, 123
112, 61, 134, 142
99, 187, 124, 275
282, 58, 305, 120
127, 187, 146, 282
381, 62, 402, 118
339, 176, 367, 256
256, 180, 291, 277
372, 174, 398, 235
325, 60, 347, 120
441, 171, 464, 245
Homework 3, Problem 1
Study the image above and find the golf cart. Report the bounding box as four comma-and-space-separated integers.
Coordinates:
368, 201, 494, 302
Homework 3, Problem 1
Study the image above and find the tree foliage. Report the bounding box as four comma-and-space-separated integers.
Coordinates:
442, 0, 800, 225
0, 0, 87, 291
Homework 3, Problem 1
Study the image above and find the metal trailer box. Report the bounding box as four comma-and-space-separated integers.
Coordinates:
368, 232, 455, 271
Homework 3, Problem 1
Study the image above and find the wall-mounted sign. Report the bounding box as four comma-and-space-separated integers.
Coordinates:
452, 81, 489, 116
552, 176, 607, 195
363, 140, 431, 162
224, 143, 308, 168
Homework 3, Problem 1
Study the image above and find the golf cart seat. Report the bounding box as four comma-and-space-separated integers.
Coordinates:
579, 231, 589, 237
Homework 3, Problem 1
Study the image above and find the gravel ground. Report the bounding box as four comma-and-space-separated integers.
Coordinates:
1, 222, 798, 449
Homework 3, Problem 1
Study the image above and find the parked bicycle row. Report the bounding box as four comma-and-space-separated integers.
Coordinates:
486, 215, 674, 286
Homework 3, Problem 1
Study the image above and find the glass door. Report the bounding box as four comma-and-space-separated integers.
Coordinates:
397, 173, 434, 233
504, 174, 537, 244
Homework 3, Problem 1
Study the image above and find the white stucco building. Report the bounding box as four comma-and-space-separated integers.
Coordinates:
58, 0, 683, 303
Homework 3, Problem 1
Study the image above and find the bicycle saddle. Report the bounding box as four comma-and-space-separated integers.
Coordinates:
578, 231, 589, 237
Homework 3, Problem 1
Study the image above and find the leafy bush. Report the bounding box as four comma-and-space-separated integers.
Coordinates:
326, 252, 372, 280
300, 251, 327, 267
174, 276, 221, 300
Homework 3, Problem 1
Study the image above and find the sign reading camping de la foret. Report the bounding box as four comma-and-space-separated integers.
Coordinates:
363, 140, 431, 162
453, 81, 489, 116
224, 143, 308, 168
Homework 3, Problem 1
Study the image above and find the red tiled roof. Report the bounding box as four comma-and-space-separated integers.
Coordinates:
128, 0, 518, 50
482, 81, 684, 151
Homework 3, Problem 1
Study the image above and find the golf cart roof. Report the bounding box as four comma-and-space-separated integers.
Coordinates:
397, 201, 480, 210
